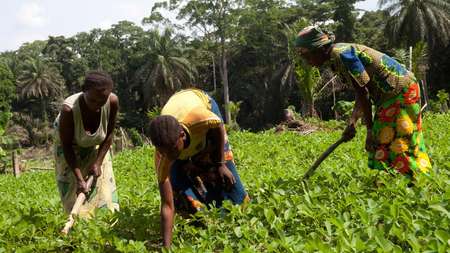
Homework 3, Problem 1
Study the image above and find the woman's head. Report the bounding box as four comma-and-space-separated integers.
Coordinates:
82, 71, 114, 111
294, 26, 334, 67
149, 115, 185, 160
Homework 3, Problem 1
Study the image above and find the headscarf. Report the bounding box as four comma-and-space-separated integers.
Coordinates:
294, 26, 334, 52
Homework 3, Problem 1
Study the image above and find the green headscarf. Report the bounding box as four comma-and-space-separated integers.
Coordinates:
294, 26, 334, 51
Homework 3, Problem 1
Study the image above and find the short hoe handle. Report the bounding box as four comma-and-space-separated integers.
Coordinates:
302, 137, 346, 181
61, 175, 95, 235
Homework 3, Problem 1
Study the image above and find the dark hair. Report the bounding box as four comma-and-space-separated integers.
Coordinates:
149, 115, 182, 148
81, 70, 114, 92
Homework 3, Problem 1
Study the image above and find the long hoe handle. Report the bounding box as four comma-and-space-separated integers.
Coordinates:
61, 175, 95, 235
302, 137, 346, 181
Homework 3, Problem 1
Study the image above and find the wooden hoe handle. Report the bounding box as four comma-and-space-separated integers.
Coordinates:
61, 176, 95, 235
302, 137, 346, 181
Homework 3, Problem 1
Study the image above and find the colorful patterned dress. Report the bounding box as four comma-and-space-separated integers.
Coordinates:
54, 92, 119, 217
329, 43, 432, 176
155, 88, 249, 214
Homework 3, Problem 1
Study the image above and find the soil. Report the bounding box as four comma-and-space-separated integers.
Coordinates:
275, 120, 319, 135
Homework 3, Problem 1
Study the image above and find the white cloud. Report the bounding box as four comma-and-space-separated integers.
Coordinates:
17, 1, 48, 28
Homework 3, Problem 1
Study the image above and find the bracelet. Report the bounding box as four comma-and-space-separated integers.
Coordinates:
215, 161, 227, 165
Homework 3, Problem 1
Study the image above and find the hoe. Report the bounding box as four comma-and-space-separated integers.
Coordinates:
302, 136, 346, 181
61, 175, 94, 235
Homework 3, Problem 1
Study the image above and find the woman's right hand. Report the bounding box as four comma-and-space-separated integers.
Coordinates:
76, 178, 89, 194
342, 123, 356, 142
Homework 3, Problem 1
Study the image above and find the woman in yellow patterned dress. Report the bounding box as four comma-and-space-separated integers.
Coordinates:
294, 26, 431, 177
54, 71, 119, 217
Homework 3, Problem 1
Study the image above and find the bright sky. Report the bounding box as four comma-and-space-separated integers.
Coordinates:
0, 0, 379, 52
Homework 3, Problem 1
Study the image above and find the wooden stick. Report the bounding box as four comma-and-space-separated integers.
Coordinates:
61, 176, 95, 235
12, 151, 20, 177
302, 137, 346, 181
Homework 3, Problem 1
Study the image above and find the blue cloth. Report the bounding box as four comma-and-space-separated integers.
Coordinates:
169, 94, 247, 212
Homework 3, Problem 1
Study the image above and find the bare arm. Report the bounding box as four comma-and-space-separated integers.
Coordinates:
208, 123, 226, 164
351, 83, 373, 129
342, 82, 373, 142
159, 178, 175, 248
208, 124, 236, 185
59, 105, 84, 183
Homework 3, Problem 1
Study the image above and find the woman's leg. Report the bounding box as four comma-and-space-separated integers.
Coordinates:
222, 160, 249, 204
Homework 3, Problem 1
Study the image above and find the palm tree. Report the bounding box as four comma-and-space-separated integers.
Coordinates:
16, 56, 64, 121
136, 28, 198, 108
378, 0, 450, 48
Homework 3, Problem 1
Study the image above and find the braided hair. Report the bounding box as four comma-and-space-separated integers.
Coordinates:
149, 115, 182, 148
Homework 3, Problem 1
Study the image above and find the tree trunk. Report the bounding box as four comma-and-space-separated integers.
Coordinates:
219, 37, 231, 124
301, 99, 317, 117
42, 100, 48, 123
212, 55, 217, 93
12, 151, 20, 177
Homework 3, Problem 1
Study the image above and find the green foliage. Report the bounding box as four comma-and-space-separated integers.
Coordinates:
43, 35, 89, 94
353, 10, 389, 51
0, 63, 15, 169
411, 41, 428, 80
332, 0, 361, 42
0, 0, 449, 132
0, 63, 15, 129
0, 113, 449, 251
379, 0, 450, 48
295, 62, 321, 117
146, 106, 162, 122
332, 100, 355, 120
282, 20, 322, 117
16, 56, 64, 99
10, 112, 52, 147
226, 100, 242, 131
392, 48, 408, 65
137, 28, 198, 108
0, 128, 8, 173
430, 89, 449, 113
127, 128, 145, 147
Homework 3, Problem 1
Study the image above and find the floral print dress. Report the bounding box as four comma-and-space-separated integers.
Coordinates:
329, 43, 432, 176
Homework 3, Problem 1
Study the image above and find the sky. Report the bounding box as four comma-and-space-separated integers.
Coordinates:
0, 0, 379, 52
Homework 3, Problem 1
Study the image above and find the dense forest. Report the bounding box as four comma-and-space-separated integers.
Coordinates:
1, 0, 449, 148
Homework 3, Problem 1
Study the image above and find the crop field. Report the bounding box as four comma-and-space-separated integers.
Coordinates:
0, 113, 449, 252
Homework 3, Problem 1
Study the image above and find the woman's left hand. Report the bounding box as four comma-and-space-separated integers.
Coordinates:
365, 130, 377, 152
218, 164, 236, 187
89, 162, 102, 177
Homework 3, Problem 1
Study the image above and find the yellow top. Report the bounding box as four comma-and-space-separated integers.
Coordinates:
156, 88, 222, 183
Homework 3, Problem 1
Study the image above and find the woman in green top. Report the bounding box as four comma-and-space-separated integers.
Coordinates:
294, 26, 431, 177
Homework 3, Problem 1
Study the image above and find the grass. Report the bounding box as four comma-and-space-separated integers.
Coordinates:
0, 113, 448, 252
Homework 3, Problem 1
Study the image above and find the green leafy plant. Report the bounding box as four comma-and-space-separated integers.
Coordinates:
436, 89, 449, 112
226, 101, 242, 131
127, 128, 145, 147
429, 90, 449, 113
0, 113, 448, 252
332, 100, 355, 120
146, 106, 162, 121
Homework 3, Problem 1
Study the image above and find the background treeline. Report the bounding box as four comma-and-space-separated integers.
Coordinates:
0, 0, 449, 149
